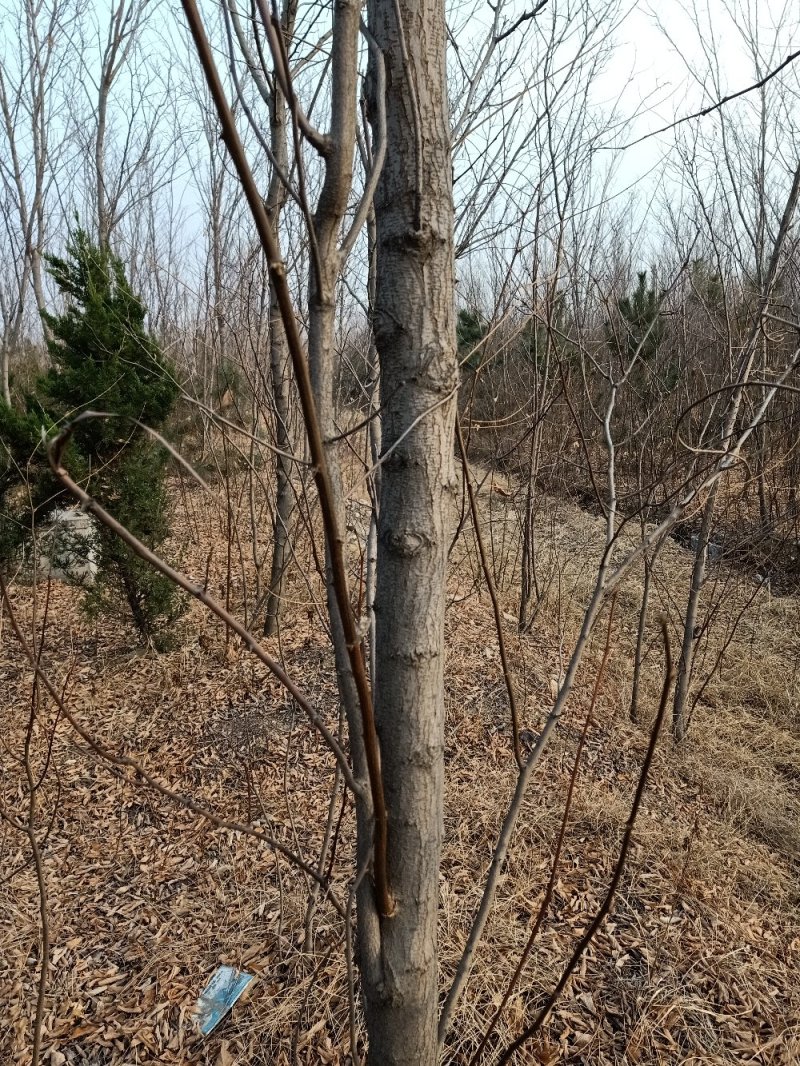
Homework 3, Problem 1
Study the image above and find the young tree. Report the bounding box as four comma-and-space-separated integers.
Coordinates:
0, 228, 181, 643
606, 270, 665, 363
360, 0, 457, 1059
45, 230, 180, 641
0, 0, 79, 403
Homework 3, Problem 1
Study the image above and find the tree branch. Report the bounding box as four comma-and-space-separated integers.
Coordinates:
497, 618, 674, 1063
614, 48, 800, 151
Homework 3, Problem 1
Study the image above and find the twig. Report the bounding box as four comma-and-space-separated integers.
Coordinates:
493, 1, 548, 44
0, 572, 346, 920
456, 412, 524, 769
470, 598, 616, 1063
438, 566, 610, 1046
303, 709, 344, 950
251, 0, 330, 155
496, 618, 674, 1063
344, 845, 372, 1066
611, 49, 800, 151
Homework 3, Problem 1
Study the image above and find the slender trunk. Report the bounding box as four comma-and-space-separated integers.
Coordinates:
630, 553, 651, 723
519, 425, 539, 629
755, 330, 771, 535
365, 204, 381, 679
4, 254, 33, 402
1, 339, 10, 405
263, 284, 294, 635
673, 492, 715, 740
0, 328, 9, 402
263, 1, 298, 636
757, 460, 769, 532
672, 163, 800, 740
364, 0, 457, 1060
755, 415, 770, 534
31, 246, 46, 320
96, 77, 110, 250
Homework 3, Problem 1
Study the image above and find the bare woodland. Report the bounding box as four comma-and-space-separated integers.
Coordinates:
1, 0, 800, 1063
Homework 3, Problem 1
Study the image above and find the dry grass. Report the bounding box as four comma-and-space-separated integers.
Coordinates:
1, 469, 798, 1064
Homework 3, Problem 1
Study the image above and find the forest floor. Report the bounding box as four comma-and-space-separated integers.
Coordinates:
1, 466, 798, 1065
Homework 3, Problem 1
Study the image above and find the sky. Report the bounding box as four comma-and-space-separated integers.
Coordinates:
17, 0, 794, 286
595, 0, 798, 189
153, 1, 799, 215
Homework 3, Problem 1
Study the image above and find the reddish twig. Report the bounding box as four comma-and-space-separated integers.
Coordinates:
456, 412, 524, 768
497, 617, 674, 1064
180, 0, 392, 916
470, 598, 617, 1063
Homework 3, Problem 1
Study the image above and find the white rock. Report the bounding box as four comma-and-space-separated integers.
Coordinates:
36, 507, 98, 585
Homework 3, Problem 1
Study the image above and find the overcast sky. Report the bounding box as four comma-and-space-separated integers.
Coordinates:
597, 0, 797, 187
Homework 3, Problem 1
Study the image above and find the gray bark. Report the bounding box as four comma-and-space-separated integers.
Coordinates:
630, 553, 651, 723
363, 0, 457, 1060
262, 1, 296, 637
262, 302, 294, 635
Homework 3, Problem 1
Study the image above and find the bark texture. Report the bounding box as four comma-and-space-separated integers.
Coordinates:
262, 3, 296, 637
364, 1, 457, 1060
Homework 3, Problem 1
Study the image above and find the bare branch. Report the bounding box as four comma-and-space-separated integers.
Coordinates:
496, 618, 674, 1063
493, 2, 548, 45
614, 48, 800, 152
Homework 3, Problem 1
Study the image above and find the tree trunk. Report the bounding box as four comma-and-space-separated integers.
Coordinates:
262, 310, 294, 635
672, 490, 715, 740
96, 75, 110, 250
263, 25, 296, 637
3, 255, 32, 403
630, 553, 651, 723
673, 162, 800, 741
363, 0, 457, 1059
519, 424, 540, 630
1, 339, 11, 405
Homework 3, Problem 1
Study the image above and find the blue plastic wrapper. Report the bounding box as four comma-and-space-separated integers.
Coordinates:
195, 965, 255, 1035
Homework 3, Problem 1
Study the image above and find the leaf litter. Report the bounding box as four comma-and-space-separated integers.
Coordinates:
1, 476, 798, 1064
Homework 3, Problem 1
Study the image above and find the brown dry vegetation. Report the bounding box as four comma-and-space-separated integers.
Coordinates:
1, 468, 799, 1065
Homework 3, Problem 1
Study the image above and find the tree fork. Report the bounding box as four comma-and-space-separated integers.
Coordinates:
179, 0, 393, 918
